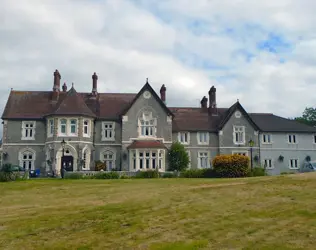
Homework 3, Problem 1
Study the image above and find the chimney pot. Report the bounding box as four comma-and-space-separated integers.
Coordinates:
62, 82, 67, 92
201, 96, 208, 108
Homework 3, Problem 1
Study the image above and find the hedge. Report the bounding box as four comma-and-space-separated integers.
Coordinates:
212, 154, 250, 178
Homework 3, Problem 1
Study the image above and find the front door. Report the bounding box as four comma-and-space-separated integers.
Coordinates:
62, 156, 74, 172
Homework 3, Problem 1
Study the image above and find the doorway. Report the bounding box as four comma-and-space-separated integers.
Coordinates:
62, 156, 74, 172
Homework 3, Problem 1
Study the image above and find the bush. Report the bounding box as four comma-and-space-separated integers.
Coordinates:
64, 172, 85, 179
180, 169, 206, 178
161, 172, 176, 178
135, 170, 159, 178
168, 142, 190, 172
93, 171, 120, 179
212, 154, 250, 178
120, 174, 131, 179
248, 167, 267, 177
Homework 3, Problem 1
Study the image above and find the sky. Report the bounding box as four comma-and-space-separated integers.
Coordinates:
1, 0, 316, 122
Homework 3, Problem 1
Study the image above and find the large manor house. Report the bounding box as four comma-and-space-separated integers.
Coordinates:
1, 70, 316, 176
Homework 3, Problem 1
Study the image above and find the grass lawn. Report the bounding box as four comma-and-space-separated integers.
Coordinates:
1, 174, 316, 250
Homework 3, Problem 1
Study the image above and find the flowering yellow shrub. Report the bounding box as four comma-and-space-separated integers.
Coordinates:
212, 154, 250, 177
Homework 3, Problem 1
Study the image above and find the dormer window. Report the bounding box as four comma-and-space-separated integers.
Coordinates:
138, 112, 156, 137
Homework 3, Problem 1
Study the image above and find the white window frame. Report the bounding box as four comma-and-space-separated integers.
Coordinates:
83, 119, 91, 138
138, 112, 157, 138
198, 151, 210, 169
197, 132, 209, 145
82, 147, 91, 170
288, 134, 297, 144
18, 148, 36, 171
289, 158, 299, 169
59, 119, 67, 136
233, 126, 245, 145
263, 159, 274, 169
69, 119, 78, 136
261, 134, 272, 144
130, 149, 165, 171
178, 132, 190, 144
232, 151, 248, 156
102, 122, 115, 141
101, 149, 116, 170
21, 121, 36, 140
47, 119, 54, 138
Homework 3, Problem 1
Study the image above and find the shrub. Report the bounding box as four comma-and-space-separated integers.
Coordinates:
212, 154, 250, 178
161, 172, 176, 178
168, 142, 190, 172
135, 170, 160, 178
248, 167, 267, 177
64, 172, 84, 179
93, 171, 120, 179
180, 169, 206, 178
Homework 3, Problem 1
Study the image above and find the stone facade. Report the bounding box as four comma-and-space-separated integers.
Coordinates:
2, 70, 316, 176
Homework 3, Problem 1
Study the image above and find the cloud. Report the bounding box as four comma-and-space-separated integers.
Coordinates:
0, 0, 316, 138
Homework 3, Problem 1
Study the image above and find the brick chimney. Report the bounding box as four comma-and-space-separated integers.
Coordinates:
92, 72, 98, 96
62, 82, 67, 92
200, 96, 208, 108
53, 69, 61, 91
208, 86, 217, 115
160, 84, 166, 103
52, 69, 61, 101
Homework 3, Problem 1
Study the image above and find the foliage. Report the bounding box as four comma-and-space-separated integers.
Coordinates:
168, 141, 190, 172
135, 169, 160, 178
95, 160, 106, 171
0, 163, 28, 182
306, 155, 311, 162
93, 171, 120, 179
294, 107, 316, 127
180, 168, 217, 178
248, 167, 267, 177
212, 154, 250, 178
161, 172, 177, 178
180, 169, 206, 178
64, 172, 85, 179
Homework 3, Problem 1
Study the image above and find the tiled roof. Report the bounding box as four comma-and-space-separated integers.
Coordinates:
249, 113, 316, 133
127, 140, 166, 149
2, 85, 316, 133
170, 107, 227, 132
48, 87, 96, 117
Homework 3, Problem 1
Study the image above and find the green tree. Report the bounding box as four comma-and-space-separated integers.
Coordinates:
168, 141, 190, 172
294, 107, 316, 127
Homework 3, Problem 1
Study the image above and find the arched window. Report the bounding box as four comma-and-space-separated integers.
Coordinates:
19, 149, 36, 171
101, 150, 116, 171
82, 147, 91, 170
138, 112, 156, 137
83, 120, 89, 137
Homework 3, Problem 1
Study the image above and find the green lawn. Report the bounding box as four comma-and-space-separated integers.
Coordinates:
0, 174, 316, 249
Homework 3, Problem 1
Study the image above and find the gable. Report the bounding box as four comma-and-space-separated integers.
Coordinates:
218, 101, 260, 131
122, 81, 173, 117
